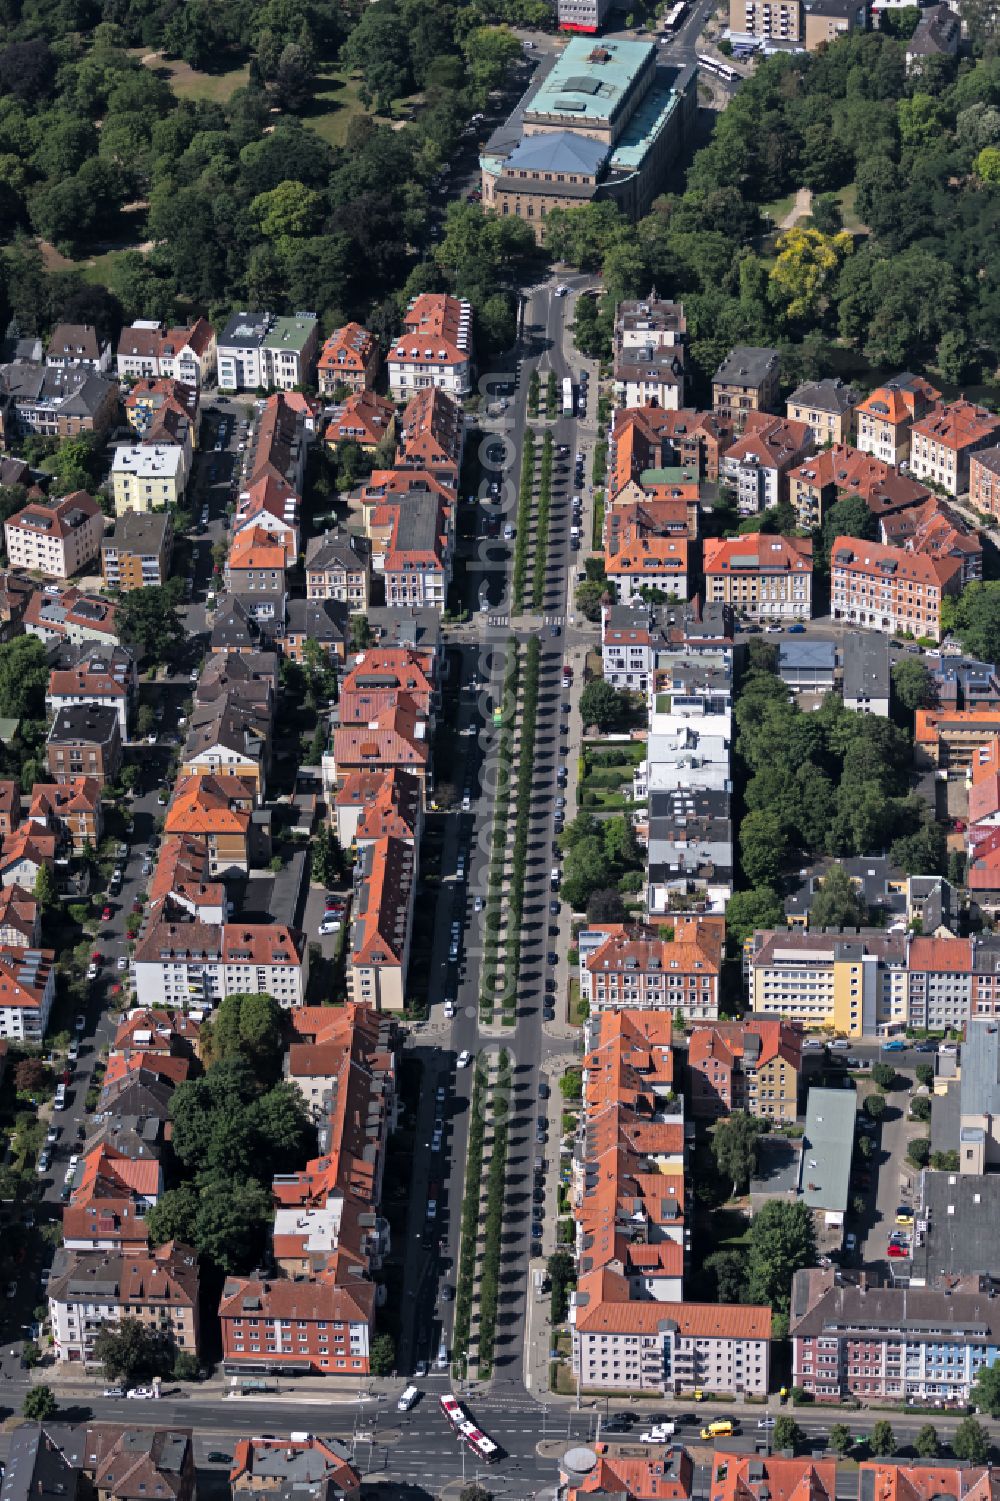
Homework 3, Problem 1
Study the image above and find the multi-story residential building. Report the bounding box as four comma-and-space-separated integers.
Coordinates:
333, 766, 422, 852
62, 1142, 163, 1252
580, 919, 722, 1020
612, 294, 686, 409
610, 406, 733, 491
46, 703, 122, 785
29, 778, 103, 854
830, 535, 961, 642
48, 1242, 200, 1365
219, 1268, 374, 1375
572, 1269, 771, 1394
101, 511, 173, 592
721, 411, 814, 515
46, 323, 112, 375
81, 1424, 197, 1501
0, 822, 56, 890
123, 378, 198, 455
226, 526, 288, 600
560, 1446, 694, 1501
906, 935, 973, 1032
749, 929, 909, 1036
703, 534, 813, 620
0, 365, 118, 446
387, 294, 473, 399
854, 374, 940, 467
347, 835, 416, 1013
786, 378, 858, 446
481, 40, 696, 235
230, 1435, 359, 1501
0, 945, 55, 1040
116, 316, 216, 386
46, 643, 136, 739
324, 391, 395, 455
217, 312, 319, 392
790, 1267, 1000, 1404
729, 0, 802, 44
5, 491, 104, 579
244, 393, 308, 495
0, 885, 40, 949
842, 631, 892, 715
969, 447, 1000, 519
789, 445, 933, 530
305, 530, 370, 609
881, 497, 982, 585
340, 649, 436, 725
25, 586, 119, 649
712, 347, 780, 434
906, 2, 960, 70
163, 774, 257, 875
134, 916, 306, 1009
393, 386, 465, 488
909, 400, 1000, 497
915, 708, 1000, 770
803, 0, 866, 46
381, 495, 453, 612
602, 599, 734, 694
317, 323, 379, 395
605, 505, 690, 602
112, 445, 186, 514
558, 0, 613, 30
687, 1018, 802, 1122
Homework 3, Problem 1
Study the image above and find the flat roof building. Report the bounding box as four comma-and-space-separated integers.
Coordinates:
842, 632, 891, 716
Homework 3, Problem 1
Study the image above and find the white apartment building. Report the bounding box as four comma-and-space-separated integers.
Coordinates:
387, 294, 473, 398
112, 445, 187, 514
216, 312, 319, 392
0, 947, 55, 1041
134, 919, 307, 1010
5, 493, 104, 580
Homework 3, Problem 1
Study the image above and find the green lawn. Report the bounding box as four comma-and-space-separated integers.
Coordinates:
77, 248, 136, 285
759, 190, 797, 227
305, 68, 370, 148
836, 183, 867, 234
131, 50, 250, 102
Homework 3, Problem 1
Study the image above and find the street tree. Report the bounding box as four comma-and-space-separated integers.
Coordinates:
952, 1417, 990, 1465
871, 1062, 896, 1090
864, 1092, 886, 1120
971, 1361, 1000, 1418
22, 1385, 56, 1420
869, 1421, 896, 1457
829, 1424, 853, 1455
772, 1417, 803, 1452
914, 1424, 939, 1458
370, 1332, 395, 1376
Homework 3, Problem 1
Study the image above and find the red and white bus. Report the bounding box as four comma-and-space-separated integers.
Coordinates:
460, 1420, 500, 1464
440, 1394, 465, 1428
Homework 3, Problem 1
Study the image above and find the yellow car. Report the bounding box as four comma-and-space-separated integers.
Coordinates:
895, 1206, 914, 1226
700, 1420, 734, 1440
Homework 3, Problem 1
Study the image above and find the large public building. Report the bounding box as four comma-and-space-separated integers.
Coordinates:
481, 38, 696, 240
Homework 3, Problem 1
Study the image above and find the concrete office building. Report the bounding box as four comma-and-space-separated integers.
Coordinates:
481, 39, 696, 240
558, 0, 615, 30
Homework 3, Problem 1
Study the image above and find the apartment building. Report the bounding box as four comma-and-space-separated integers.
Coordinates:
687, 1018, 802, 1122
112, 445, 186, 514
333, 766, 422, 853
101, 511, 173, 591
230, 1436, 359, 1501
970, 448, 1000, 518
881, 497, 982, 585
560, 1448, 694, 1501
0, 364, 118, 446
46, 323, 112, 375
163, 773, 259, 874
907, 935, 973, 1032
25, 586, 119, 649
340, 649, 436, 724
347, 835, 416, 1013
786, 378, 858, 446
703, 534, 813, 620
720, 411, 814, 515
29, 777, 103, 854
790, 1267, 1000, 1404
730, 0, 802, 43
602, 599, 734, 694
305, 530, 370, 609
830, 536, 961, 641
62, 1143, 163, 1252
116, 317, 216, 385
219, 1269, 374, 1375
217, 312, 319, 392
46, 703, 122, 785
0, 885, 40, 949
915, 708, 1000, 770
0, 945, 55, 1040
854, 374, 940, 467
134, 917, 306, 1009
610, 406, 733, 491
580, 919, 722, 1020
123, 378, 197, 455
316, 322, 379, 395
804, 0, 866, 46
5, 491, 104, 579
909, 400, 1000, 497
712, 347, 780, 434
842, 632, 892, 715
612, 295, 687, 410
46, 644, 136, 739
48, 1242, 200, 1365
381, 496, 453, 611
749, 929, 909, 1036
81, 1426, 196, 1501
387, 294, 473, 399
605, 508, 690, 602
0, 822, 56, 890
558, 0, 614, 30
712, 1457, 835, 1501
324, 391, 395, 454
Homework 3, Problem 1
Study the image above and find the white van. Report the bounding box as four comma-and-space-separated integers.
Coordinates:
397, 1385, 419, 1412
435, 1340, 449, 1370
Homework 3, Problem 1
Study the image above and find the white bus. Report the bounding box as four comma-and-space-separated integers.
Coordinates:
460, 1420, 500, 1464
440, 1394, 464, 1428
697, 52, 739, 81
562, 377, 574, 417
662, 2, 687, 32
